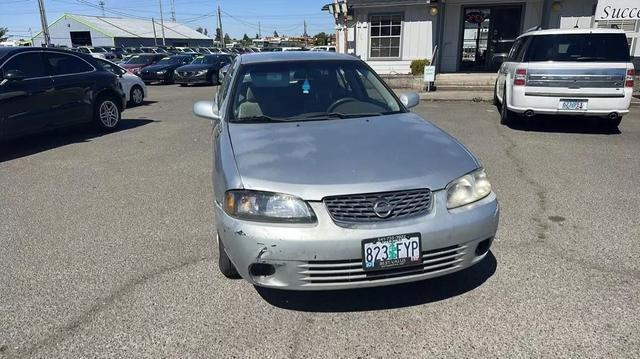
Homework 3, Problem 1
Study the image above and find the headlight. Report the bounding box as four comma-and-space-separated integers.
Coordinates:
446, 168, 492, 209
196, 70, 208, 76
157, 70, 166, 74
224, 190, 316, 223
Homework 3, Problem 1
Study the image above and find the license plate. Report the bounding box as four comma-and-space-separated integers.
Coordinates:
559, 99, 588, 111
362, 233, 422, 271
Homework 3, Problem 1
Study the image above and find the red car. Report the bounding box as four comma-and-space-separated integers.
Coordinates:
120, 54, 166, 75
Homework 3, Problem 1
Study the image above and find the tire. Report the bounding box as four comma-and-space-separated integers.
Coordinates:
179, 83, 187, 87
165, 72, 175, 85
209, 73, 218, 86
94, 96, 121, 131
500, 85, 516, 126
218, 234, 241, 279
129, 86, 144, 107
493, 79, 500, 107
605, 115, 622, 130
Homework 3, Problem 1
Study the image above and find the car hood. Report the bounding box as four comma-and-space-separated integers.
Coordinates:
176, 64, 212, 71
142, 63, 177, 72
121, 63, 146, 69
227, 113, 479, 200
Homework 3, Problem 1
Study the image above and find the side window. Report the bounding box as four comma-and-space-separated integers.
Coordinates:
97, 59, 123, 76
44, 52, 94, 75
507, 38, 522, 62
514, 37, 530, 62
217, 59, 237, 106
2, 52, 47, 78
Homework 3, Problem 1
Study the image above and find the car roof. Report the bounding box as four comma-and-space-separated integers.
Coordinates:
519, 28, 627, 39
0, 46, 95, 62
239, 51, 358, 64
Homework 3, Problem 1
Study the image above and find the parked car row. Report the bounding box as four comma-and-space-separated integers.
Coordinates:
0, 47, 130, 141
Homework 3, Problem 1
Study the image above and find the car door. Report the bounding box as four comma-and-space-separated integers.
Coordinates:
43, 52, 96, 125
498, 36, 527, 101
0, 51, 54, 138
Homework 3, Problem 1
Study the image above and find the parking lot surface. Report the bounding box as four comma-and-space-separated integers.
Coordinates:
1, 85, 639, 358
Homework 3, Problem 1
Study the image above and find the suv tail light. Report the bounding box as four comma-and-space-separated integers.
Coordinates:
514, 68, 527, 86
625, 69, 635, 88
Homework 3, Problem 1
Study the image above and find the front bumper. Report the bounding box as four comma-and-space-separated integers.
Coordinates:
175, 72, 209, 84
509, 86, 632, 116
139, 72, 168, 82
215, 190, 499, 291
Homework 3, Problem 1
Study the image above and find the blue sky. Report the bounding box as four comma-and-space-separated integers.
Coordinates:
1, 0, 335, 40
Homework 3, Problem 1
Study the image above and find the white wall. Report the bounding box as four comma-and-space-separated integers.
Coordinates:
440, 0, 544, 72
349, 4, 436, 74
546, 0, 597, 29
32, 14, 115, 47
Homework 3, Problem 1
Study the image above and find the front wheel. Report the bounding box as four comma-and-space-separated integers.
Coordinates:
218, 234, 241, 279
94, 96, 121, 131
129, 86, 144, 106
209, 73, 218, 86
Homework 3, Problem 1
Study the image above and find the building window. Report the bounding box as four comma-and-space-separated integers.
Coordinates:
370, 14, 402, 58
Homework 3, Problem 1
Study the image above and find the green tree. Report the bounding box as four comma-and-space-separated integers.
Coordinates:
203, 28, 208, 36
314, 32, 328, 46
273, 30, 279, 37
224, 33, 231, 44
242, 33, 251, 45
215, 28, 222, 42
0, 27, 8, 42
196, 26, 204, 34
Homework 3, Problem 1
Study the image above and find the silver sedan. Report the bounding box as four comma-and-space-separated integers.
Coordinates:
194, 52, 499, 290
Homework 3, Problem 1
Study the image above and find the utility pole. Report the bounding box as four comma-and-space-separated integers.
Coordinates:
304, 20, 308, 47
170, 0, 176, 22
217, 5, 225, 47
36, 0, 51, 46
152, 18, 158, 46
158, 0, 166, 45
258, 21, 261, 38
99, 0, 105, 16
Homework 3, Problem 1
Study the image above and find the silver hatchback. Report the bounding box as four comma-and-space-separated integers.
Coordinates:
194, 52, 499, 290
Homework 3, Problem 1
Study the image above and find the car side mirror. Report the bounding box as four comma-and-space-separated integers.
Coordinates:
193, 100, 220, 121
3, 69, 27, 82
399, 92, 420, 109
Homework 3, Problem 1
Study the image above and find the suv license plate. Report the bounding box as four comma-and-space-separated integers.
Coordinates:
362, 233, 421, 271
559, 99, 588, 111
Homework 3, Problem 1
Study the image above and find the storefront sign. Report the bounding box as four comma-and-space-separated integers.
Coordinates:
595, 0, 640, 20
465, 12, 485, 24
424, 66, 436, 82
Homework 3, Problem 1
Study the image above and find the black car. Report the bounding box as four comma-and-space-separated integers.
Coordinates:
174, 54, 233, 86
0, 47, 126, 140
139, 55, 194, 84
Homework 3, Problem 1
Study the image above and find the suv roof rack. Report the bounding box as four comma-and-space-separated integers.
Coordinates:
524, 26, 543, 33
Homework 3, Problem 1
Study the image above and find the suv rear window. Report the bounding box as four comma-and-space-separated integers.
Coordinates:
525, 33, 630, 62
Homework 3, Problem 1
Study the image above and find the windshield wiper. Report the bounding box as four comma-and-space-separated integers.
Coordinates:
291, 112, 385, 120
235, 115, 288, 123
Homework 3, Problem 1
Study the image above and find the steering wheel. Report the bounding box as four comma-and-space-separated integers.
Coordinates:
327, 97, 359, 112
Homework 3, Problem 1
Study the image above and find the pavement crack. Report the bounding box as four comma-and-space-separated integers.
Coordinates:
494, 119, 550, 240
17, 256, 212, 358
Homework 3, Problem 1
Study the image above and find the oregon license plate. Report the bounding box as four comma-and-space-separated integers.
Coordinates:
559, 99, 588, 111
362, 233, 422, 271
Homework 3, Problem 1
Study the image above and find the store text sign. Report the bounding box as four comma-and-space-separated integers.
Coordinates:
596, 0, 640, 20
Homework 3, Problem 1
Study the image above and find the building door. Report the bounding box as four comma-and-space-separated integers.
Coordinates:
70, 31, 92, 46
460, 5, 522, 72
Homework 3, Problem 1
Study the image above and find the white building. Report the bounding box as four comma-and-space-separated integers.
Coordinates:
323, 0, 640, 74
32, 13, 214, 48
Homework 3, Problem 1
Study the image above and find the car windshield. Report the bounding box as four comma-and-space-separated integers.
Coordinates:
191, 55, 216, 65
231, 60, 403, 122
525, 33, 630, 62
90, 47, 107, 53
126, 55, 154, 65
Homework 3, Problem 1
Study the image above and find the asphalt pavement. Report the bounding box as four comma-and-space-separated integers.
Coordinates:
1, 85, 639, 358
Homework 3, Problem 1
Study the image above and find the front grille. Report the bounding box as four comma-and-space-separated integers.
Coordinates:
324, 189, 432, 223
298, 244, 466, 286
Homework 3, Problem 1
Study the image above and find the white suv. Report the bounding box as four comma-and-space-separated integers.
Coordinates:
494, 29, 634, 129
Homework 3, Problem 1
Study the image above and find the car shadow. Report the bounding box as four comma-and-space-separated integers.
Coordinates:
0, 118, 156, 163
506, 114, 621, 135
255, 251, 497, 312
